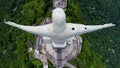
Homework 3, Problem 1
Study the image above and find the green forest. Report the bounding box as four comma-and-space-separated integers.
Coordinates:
0, 0, 119, 68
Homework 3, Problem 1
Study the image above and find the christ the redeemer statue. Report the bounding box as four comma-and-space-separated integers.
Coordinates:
5, 8, 115, 48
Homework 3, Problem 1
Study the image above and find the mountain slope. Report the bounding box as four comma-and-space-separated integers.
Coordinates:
0, 0, 111, 68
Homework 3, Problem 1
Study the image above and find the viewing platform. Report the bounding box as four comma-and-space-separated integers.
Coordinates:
53, 0, 67, 11
33, 18, 82, 68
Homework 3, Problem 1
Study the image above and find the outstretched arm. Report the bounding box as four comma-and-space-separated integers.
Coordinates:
5, 21, 42, 34
66, 23, 115, 37
102, 23, 115, 28
81, 23, 115, 34
4, 21, 52, 37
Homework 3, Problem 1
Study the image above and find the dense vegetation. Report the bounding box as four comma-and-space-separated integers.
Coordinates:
0, 0, 119, 68
78, 0, 120, 68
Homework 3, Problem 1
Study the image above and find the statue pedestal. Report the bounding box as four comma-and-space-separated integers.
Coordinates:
34, 35, 82, 68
